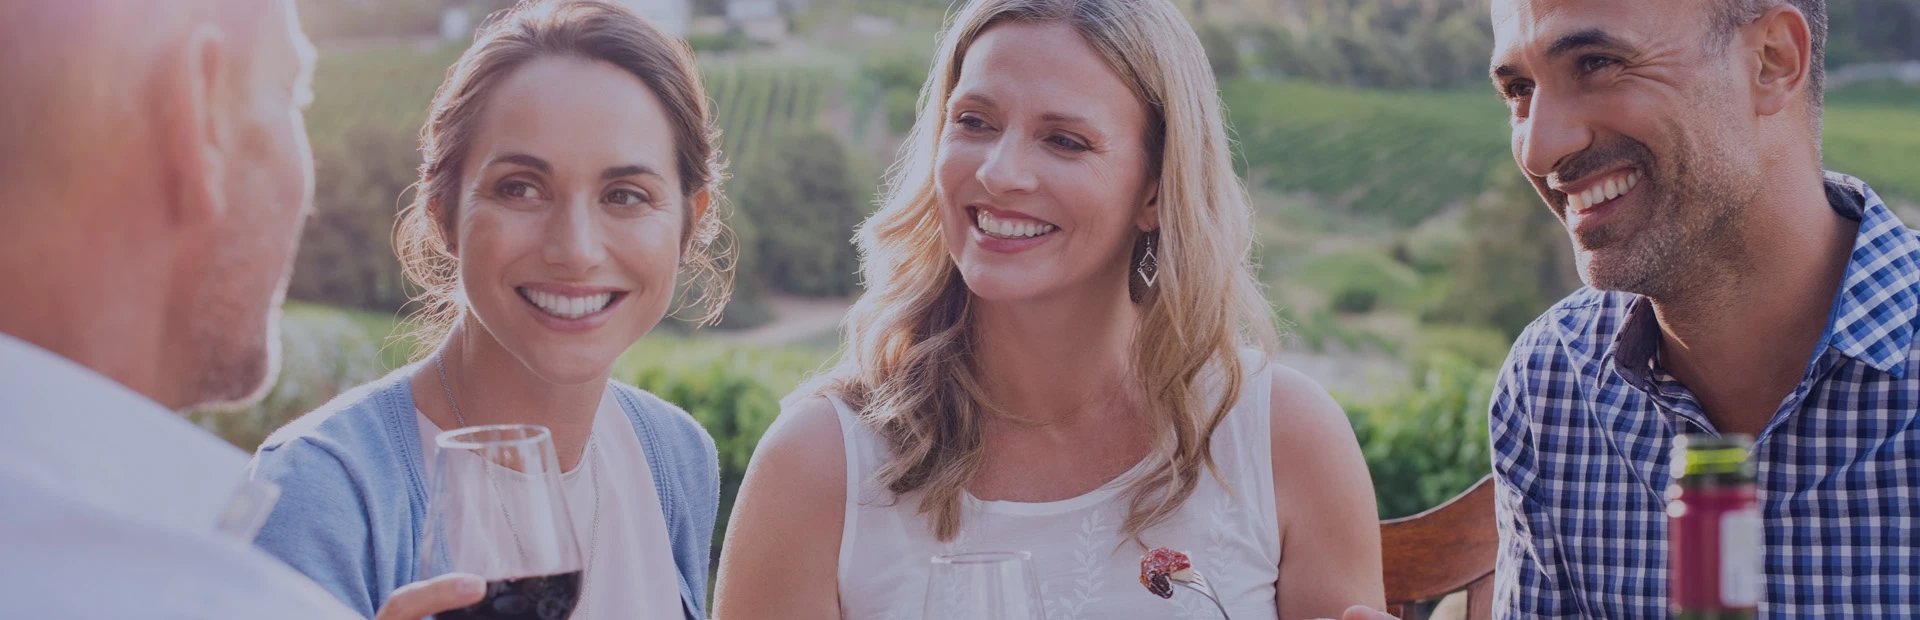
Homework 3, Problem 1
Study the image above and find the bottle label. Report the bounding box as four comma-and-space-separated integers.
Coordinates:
1669, 485, 1759, 611
1720, 508, 1762, 606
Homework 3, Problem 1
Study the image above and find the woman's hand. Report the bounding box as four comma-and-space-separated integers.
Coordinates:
1335, 605, 1399, 620
372, 573, 486, 620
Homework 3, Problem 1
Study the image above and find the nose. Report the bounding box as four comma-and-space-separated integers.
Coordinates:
1515, 87, 1594, 181
975, 134, 1038, 196
542, 195, 606, 274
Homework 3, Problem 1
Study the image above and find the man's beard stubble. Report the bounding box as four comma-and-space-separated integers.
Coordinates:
1555, 132, 1751, 302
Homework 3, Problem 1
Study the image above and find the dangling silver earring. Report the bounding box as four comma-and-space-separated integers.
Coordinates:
1136, 232, 1160, 287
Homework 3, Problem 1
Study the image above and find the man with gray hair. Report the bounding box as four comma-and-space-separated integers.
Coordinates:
1482, 0, 1920, 616
0, 1, 480, 617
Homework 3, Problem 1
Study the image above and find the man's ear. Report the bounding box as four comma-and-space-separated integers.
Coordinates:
1136, 178, 1161, 233
1747, 4, 1813, 118
156, 23, 233, 228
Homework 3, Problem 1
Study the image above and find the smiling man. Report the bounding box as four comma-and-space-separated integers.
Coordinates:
1483, 0, 1920, 617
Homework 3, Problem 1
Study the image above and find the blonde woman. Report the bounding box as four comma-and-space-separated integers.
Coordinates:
713, 0, 1383, 618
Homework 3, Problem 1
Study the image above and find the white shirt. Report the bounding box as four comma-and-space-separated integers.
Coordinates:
416, 385, 683, 619
0, 332, 361, 619
833, 351, 1283, 620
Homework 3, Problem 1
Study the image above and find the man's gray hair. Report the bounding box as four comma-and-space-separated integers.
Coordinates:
1712, 0, 1828, 132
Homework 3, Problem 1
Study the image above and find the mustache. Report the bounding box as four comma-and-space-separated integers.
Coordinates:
1549, 137, 1656, 189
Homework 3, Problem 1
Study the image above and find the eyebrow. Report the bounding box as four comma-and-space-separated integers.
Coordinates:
601, 165, 661, 181
1490, 28, 1633, 81
487, 153, 552, 173
951, 91, 995, 109
951, 92, 1091, 126
1039, 111, 1091, 125
1546, 28, 1631, 59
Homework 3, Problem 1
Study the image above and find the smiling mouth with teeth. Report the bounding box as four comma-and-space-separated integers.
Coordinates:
1564, 169, 1641, 213
517, 287, 624, 320
972, 207, 1058, 240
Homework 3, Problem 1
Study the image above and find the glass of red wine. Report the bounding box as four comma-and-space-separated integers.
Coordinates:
921, 551, 1047, 620
421, 424, 584, 620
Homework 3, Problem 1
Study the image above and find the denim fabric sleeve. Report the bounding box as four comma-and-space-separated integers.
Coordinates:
686, 415, 720, 615
662, 400, 720, 618
250, 437, 382, 618
1488, 337, 1581, 619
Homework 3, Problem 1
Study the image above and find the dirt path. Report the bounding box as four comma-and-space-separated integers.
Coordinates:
716, 294, 1405, 397
713, 294, 854, 347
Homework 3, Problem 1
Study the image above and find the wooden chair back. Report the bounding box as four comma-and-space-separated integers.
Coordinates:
1379, 474, 1499, 620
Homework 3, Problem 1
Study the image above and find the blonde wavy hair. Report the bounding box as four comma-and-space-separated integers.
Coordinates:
810, 0, 1277, 542
396, 0, 733, 353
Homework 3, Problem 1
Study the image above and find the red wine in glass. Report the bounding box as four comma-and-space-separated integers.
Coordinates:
436, 571, 582, 620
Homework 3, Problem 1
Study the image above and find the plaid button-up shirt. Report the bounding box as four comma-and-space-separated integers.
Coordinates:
1490, 172, 1920, 618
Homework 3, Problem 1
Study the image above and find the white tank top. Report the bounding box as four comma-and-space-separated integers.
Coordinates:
831, 352, 1282, 620
416, 386, 683, 620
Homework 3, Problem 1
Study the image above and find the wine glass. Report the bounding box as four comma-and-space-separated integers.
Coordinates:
420, 424, 584, 620
921, 551, 1047, 620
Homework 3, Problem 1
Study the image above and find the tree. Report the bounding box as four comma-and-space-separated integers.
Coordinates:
734, 128, 865, 297
1424, 171, 1580, 338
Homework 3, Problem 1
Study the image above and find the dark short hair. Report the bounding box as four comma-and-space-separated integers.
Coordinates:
1712, 0, 1828, 120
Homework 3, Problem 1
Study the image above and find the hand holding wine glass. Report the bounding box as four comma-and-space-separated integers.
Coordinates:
373, 573, 488, 620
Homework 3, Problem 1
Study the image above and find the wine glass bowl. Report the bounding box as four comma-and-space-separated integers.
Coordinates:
420, 424, 584, 620
922, 551, 1047, 620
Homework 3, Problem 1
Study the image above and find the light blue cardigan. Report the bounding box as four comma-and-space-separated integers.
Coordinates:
248, 367, 718, 620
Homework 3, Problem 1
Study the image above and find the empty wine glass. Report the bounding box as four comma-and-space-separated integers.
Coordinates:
922, 551, 1047, 620
419, 424, 583, 620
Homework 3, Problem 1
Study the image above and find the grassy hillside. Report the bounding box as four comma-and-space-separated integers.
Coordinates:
1224, 79, 1920, 230
1825, 95, 1920, 201
1224, 80, 1511, 225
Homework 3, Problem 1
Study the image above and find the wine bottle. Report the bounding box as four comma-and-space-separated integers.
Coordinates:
1667, 434, 1760, 620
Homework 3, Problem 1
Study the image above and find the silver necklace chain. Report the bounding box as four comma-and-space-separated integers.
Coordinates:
436, 352, 604, 617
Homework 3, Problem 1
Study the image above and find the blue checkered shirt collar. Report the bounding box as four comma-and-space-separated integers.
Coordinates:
1571, 172, 1918, 433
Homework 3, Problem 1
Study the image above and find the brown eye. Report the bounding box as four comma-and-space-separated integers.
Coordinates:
1578, 56, 1620, 75
1504, 81, 1534, 101
498, 180, 540, 200
605, 188, 650, 206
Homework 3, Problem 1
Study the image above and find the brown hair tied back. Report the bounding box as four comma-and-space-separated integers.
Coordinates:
395, 0, 733, 352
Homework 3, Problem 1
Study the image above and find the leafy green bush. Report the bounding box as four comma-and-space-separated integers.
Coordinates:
1197, 22, 1243, 80
735, 129, 865, 296
1411, 323, 1513, 378
290, 43, 464, 311
1331, 287, 1379, 314
189, 303, 396, 450
1826, 0, 1920, 65
1249, 8, 1492, 89
1421, 174, 1580, 338
1341, 353, 1495, 519
883, 86, 921, 135
857, 49, 930, 136
626, 355, 784, 561
1298, 249, 1423, 312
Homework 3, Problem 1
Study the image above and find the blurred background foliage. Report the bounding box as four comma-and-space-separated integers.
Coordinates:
197, 1, 1920, 565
